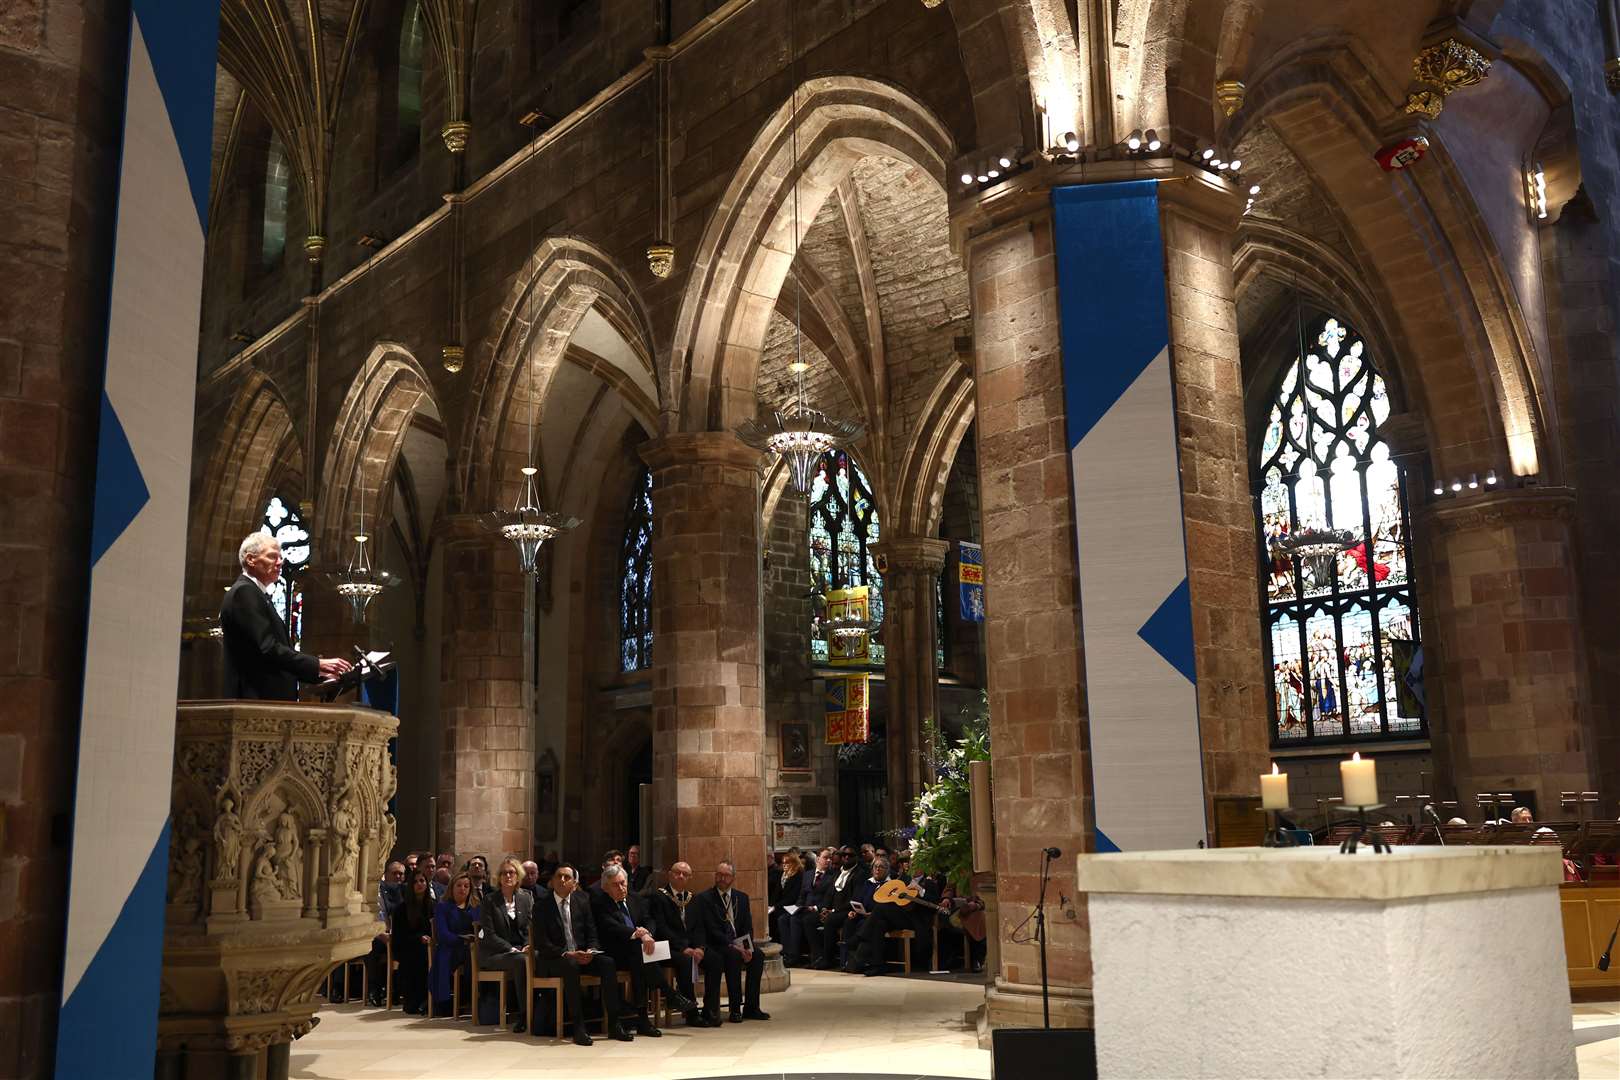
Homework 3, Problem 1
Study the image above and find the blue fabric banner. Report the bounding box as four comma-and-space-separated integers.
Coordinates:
1051, 181, 1208, 852
958, 541, 984, 622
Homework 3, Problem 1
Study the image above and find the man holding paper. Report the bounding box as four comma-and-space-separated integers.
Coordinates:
695, 861, 771, 1023
590, 863, 696, 1036
531, 864, 632, 1045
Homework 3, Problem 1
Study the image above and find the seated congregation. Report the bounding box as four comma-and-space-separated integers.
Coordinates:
330, 843, 985, 1046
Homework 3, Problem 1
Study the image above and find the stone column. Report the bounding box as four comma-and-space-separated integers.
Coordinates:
964, 204, 1095, 1031
437, 513, 534, 859
1156, 177, 1270, 803
873, 536, 949, 832
639, 433, 769, 924
1420, 489, 1597, 813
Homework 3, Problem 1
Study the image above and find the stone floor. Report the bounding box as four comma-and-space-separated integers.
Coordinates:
290, 976, 1618, 1080
290, 969, 991, 1079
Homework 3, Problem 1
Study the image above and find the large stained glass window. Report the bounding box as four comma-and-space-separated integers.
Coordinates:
260, 495, 309, 650
1258, 316, 1422, 744
809, 450, 883, 665
620, 467, 654, 672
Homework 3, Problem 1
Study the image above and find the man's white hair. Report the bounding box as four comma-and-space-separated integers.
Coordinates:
601, 863, 628, 883
239, 531, 275, 570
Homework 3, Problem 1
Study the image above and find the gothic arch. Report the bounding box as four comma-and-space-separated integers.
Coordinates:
189, 369, 303, 606
946, 0, 1083, 151
1228, 44, 1550, 482
315, 343, 441, 557
461, 236, 657, 510
896, 364, 978, 538
668, 76, 956, 435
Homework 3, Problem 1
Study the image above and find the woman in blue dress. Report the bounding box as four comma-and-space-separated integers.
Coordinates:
431, 872, 478, 1015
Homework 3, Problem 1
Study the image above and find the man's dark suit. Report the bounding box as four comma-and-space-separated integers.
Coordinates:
476, 888, 534, 1020
531, 887, 624, 1036
814, 865, 861, 969
628, 864, 651, 891
694, 886, 764, 1017
646, 886, 720, 1022
795, 866, 836, 965
589, 885, 682, 1027
219, 573, 319, 699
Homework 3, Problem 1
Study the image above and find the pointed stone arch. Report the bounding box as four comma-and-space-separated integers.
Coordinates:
896, 364, 978, 538
189, 369, 304, 607
668, 76, 957, 435
461, 236, 657, 510
314, 343, 441, 558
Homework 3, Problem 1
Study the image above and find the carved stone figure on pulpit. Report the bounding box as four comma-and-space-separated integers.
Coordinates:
330, 779, 360, 882
273, 811, 302, 900
250, 838, 280, 911
169, 809, 205, 906
213, 794, 243, 882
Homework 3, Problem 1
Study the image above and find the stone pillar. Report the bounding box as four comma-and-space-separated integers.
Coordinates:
639, 433, 769, 927
873, 537, 949, 832
964, 205, 1095, 1031
438, 513, 533, 859
1420, 489, 1597, 814
1157, 177, 1270, 803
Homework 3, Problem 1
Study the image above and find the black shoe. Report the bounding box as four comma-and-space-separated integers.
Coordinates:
636, 1021, 662, 1037
863, 967, 886, 977
671, 992, 698, 1015
511, 1020, 526, 1034
728, 1011, 744, 1023
572, 1029, 593, 1047
609, 1024, 635, 1042
742, 1008, 771, 1021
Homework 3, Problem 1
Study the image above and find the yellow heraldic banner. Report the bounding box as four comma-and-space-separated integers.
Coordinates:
824, 673, 871, 745
826, 585, 871, 665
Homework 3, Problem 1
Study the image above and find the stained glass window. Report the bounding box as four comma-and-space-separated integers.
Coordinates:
808, 451, 883, 665
1257, 315, 1423, 744
262, 136, 288, 270
260, 495, 309, 651
397, 0, 424, 152
620, 467, 654, 672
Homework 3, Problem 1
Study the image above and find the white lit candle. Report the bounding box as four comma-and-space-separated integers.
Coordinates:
1340, 752, 1379, 807
1261, 762, 1290, 810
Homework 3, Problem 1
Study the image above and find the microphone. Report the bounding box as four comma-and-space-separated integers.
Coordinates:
1599, 914, 1619, 973
1424, 804, 1446, 846
1043, 847, 1062, 859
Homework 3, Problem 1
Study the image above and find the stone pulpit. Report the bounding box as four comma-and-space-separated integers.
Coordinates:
159, 702, 398, 1080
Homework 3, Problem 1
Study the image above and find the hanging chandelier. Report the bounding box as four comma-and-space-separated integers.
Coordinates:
734, 5, 862, 493
484, 201, 578, 571
317, 348, 400, 624
1278, 526, 1357, 590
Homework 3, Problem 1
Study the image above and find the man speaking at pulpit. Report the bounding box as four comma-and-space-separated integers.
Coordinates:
220, 533, 351, 700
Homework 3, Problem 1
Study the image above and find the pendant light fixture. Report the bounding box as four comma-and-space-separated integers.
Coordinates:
734, 2, 863, 493
318, 347, 401, 624
483, 200, 578, 571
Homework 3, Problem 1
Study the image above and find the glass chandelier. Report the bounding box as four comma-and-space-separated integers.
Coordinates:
484, 212, 578, 571
734, 4, 862, 492
1279, 526, 1357, 591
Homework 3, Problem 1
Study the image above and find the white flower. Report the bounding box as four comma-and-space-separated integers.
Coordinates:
918, 812, 930, 829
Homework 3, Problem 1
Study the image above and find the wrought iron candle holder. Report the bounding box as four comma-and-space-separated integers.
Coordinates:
1338, 803, 1392, 854
1258, 806, 1300, 847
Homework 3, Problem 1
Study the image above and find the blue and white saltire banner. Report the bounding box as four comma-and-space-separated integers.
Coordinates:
1051, 182, 1207, 854
57, 3, 219, 1075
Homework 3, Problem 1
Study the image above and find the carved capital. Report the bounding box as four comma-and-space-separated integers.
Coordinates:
1420, 487, 1574, 536
1403, 38, 1490, 118
639, 431, 765, 475
1215, 79, 1246, 117
646, 242, 675, 279
302, 235, 326, 263
440, 344, 464, 374
440, 121, 471, 154
872, 536, 951, 575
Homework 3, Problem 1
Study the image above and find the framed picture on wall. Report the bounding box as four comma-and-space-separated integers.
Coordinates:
780, 722, 811, 771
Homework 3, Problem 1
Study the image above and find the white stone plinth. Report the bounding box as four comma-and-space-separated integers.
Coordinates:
1077, 845, 1576, 1080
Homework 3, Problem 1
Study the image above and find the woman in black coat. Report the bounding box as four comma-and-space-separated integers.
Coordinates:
390, 868, 435, 1013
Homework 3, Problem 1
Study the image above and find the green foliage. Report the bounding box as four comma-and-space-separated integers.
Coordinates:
908, 693, 990, 891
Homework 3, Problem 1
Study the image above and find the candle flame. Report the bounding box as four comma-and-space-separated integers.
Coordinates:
1351, 752, 1361, 762
1270, 762, 1279, 775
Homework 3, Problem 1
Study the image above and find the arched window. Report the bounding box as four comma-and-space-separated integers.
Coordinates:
1257, 315, 1422, 744
260, 495, 310, 650
619, 467, 654, 672
808, 450, 883, 665
262, 135, 289, 270
396, 0, 425, 156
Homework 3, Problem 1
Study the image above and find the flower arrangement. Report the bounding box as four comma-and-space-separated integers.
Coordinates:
908, 693, 990, 891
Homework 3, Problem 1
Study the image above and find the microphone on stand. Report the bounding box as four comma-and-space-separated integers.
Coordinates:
1043, 847, 1062, 859
1599, 915, 1619, 973
1424, 804, 1446, 846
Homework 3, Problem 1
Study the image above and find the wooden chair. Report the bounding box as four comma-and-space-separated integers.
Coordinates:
323, 957, 367, 1003
425, 929, 465, 1020
885, 929, 914, 973
523, 952, 631, 1040
468, 947, 508, 1031
384, 932, 398, 1011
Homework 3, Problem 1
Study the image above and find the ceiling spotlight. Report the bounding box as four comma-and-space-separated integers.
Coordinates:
1201, 146, 1215, 160
1433, 484, 1445, 496
988, 168, 1000, 178
1229, 158, 1243, 170
961, 171, 974, 185
1063, 131, 1080, 152
1145, 129, 1161, 151
1249, 184, 1261, 195
998, 155, 1012, 169
1451, 481, 1463, 493
1213, 160, 1227, 171
1467, 474, 1479, 489
1126, 128, 1143, 151
1486, 471, 1498, 486
977, 173, 989, 183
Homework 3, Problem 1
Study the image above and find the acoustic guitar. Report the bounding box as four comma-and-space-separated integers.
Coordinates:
873, 878, 946, 913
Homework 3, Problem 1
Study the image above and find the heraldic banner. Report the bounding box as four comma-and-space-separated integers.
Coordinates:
824, 673, 871, 745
